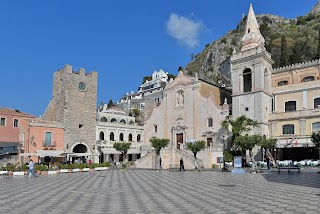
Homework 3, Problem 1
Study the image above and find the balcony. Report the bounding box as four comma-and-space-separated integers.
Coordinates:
42, 141, 56, 150
269, 108, 320, 121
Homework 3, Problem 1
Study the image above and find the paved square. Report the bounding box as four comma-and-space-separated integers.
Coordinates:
1, 170, 320, 214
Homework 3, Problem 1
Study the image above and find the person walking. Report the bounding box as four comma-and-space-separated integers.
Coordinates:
27, 159, 37, 178
266, 156, 271, 170
159, 157, 162, 170
180, 158, 185, 171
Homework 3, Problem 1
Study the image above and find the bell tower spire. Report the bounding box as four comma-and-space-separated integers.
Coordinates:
241, 4, 265, 51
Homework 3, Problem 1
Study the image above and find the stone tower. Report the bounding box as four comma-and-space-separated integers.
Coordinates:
43, 65, 98, 160
231, 4, 273, 138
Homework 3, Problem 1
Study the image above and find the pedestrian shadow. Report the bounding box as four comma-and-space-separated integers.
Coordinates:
261, 172, 320, 189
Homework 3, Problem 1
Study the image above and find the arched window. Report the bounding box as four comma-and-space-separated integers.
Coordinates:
129, 121, 134, 125
314, 98, 320, 109
128, 133, 132, 142
99, 131, 104, 140
285, 101, 296, 112
207, 118, 213, 127
312, 122, 320, 133
278, 80, 288, 86
303, 76, 314, 82
111, 118, 117, 123
282, 124, 294, 134
154, 125, 158, 133
100, 117, 107, 122
243, 68, 252, 93
119, 133, 124, 141
137, 134, 141, 142
110, 132, 114, 141
120, 119, 126, 124
264, 69, 268, 91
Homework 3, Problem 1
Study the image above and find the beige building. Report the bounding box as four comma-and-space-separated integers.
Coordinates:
270, 61, 320, 160
138, 71, 231, 169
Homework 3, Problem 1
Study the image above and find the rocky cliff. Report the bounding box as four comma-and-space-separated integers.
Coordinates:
184, 2, 320, 86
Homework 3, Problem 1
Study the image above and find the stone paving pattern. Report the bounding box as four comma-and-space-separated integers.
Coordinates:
1, 169, 320, 214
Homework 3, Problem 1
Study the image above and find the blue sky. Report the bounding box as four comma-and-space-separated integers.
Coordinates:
0, 0, 317, 117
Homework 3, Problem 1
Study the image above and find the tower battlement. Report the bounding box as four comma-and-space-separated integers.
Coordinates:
58, 64, 98, 78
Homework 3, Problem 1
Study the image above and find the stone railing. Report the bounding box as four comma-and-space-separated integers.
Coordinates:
269, 108, 320, 121
273, 59, 320, 74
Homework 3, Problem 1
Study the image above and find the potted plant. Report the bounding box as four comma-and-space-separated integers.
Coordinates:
22, 165, 29, 175
40, 165, 48, 175
6, 165, 16, 176
59, 164, 69, 173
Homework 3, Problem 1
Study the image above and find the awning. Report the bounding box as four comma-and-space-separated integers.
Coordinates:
127, 148, 141, 154
20, 153, 38, 157
68, 153, 92, 157
36, 150, 64, 157
102, 148, 121, 154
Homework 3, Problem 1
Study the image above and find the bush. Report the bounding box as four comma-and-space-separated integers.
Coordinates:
212, 164, 218, 168
5, 165, 16, 171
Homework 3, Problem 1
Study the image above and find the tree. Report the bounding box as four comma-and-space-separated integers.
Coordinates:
186, 141, 206, 158
311, 132, 320, 159
113, 142, 131, 165
107, 99, 114, 108
149, 138, 169, 155
280, 35, 289, 67
221, 115, 258, 147
259, 138, 277, 160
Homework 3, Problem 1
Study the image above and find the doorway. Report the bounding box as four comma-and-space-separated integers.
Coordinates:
176, 133, 183, 150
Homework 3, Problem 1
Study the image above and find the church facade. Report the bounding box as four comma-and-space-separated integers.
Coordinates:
141, 71, 231, 169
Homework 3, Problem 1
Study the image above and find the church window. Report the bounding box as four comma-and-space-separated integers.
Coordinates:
282, 124, 294, 135
110, 132, 114, 141
13, 119, 19, 127
278, 80, 288, 86
100, 117, 107, 122
245, 107, 249, 111
0, 118, 6, 126
285, 101, 296, 112
312, 122, 320, 133
129, 121, 134, 125
207, 118, 213, 127
99, 131, 105, 140
137, 134, 141, 142
120, 119, 126, 124
314, 98, 320, 109
111, 118, 117, 123
128, 133, 132, 142
119, 133, 124, 141
154, 125, 158, 133
243, 68, 252, 93
303, 76, 314, 82
79, 124, 83, 128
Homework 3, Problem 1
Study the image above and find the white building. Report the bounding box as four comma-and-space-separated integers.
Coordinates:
117, 69, 173, 111
96, 105, 144, 163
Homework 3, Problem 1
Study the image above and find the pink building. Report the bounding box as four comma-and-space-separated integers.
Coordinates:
0, 108, 65, 164
0, 108, 36, 164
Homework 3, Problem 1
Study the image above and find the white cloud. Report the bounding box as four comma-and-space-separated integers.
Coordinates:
166, 13, 205, 48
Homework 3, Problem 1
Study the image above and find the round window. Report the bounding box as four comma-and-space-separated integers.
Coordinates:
78, 82, 87, 91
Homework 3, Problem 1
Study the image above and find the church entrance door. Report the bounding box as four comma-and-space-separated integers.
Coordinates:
176, 133, 183, 150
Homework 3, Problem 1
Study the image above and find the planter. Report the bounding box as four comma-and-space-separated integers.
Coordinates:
48, 171, 57, 175
72, 168, 80, 173
13, 171, 24, 176
68, 169, 72, 173
41, 171, 48, 175
89, 168, 95, 172
24, 170, 28, 175
36, 170, 41, 175
56, 170, 60, 174
59, 169, 68, 173
94, 167, 109, 171
82, 168, 90, 172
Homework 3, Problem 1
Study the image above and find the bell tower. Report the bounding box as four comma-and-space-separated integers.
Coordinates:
231, 4, 273, 137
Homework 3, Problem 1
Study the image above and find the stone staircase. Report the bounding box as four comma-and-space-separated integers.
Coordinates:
135, 148, 204, 170
135, 151, 156, 168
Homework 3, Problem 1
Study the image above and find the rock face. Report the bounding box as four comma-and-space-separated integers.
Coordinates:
185, 2, 320, 87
